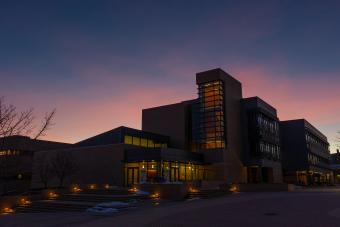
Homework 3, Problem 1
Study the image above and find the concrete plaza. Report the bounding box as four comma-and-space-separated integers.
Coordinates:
2, 188, 340, 227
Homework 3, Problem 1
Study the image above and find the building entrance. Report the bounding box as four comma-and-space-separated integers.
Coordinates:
127, 167, 139, 186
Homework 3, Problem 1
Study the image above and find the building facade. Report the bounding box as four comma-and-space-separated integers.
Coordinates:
241, 97, 282, 183
28, 68, 334, 190
0, 136, 70, 194
143, 68, 246, 184
280, 119, 333, 185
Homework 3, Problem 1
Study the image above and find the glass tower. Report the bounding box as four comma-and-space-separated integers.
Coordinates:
194, 80, 226, 149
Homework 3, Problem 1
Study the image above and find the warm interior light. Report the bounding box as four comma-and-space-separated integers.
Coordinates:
104, 184, 110, 189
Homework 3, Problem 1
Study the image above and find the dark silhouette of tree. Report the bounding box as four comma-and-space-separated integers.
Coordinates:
35, 153, 53, 189
0, 97, 55, 194
50, 150, 77, 188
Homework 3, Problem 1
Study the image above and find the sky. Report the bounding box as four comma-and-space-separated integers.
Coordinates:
1, 0, 339, 152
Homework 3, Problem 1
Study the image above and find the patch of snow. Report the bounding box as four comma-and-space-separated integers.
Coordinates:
95, 201, 130, 208
135, 190, 150, 196
86, 207, 119, 216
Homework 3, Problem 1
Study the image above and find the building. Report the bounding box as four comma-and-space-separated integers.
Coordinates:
241, 97, 282, 183
143, 68, 246, 184
31, 126, 204, 188
330, 149, 340, 183
280, 119, 333, 185
0, 136, 70, 194
29, 67, 334, 191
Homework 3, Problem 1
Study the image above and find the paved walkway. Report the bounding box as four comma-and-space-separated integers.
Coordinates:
2, 188, 340, 227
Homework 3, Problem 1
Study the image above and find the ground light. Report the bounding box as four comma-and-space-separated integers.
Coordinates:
150, 192, 160, 199
1, 207, 14, 215
188, 187, 199, 193
48, 191, 59, 200
88, 184, 97, 190
71, 185, 82, 193
19, 197, 31, 206
128, 187, 138, 193
104, 184, 110, 189
229, 184, 239, 193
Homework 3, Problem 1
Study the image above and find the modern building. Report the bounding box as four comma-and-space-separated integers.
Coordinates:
241, 97, 282, 183
143, 68, 246, 184
31, 126, 205, 188
29, 68, 333, 191
0, 136, 70, 194
280, 119, 333, 185
330, 149, 340, 183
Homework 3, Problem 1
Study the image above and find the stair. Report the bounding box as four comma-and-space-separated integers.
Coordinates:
187, 189, 229, 200
60, 193, 147, 203
15, 200, 95, 213
15, 190, 149, 213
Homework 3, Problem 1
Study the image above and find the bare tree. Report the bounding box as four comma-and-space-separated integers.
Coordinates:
0, 97, 56, 194
336, 131, 340, 149
35, 153, 53, 189
50, 150, 77, 188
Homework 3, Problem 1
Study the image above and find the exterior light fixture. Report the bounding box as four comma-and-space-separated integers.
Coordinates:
1, 207, 14, 215
48, 191, 59, 199
19, 198, 31, 206
89, 184, 96, 190
72, 185, 82, 193
150, 192, 160, 199
128, 187, 138, 193
229, 184, 239, 193
189, 187, 199, 193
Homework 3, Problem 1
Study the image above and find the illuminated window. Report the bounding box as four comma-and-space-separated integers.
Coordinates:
124, 135, 132, 145
147, 139, 154, 148
162, 143, 167, 148
132, 137, 140, 146
197, 80, 225, 149
141, 138, 148, 147
154, 143, 161, 148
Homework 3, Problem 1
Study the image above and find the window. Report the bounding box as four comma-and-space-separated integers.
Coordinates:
124, 135, 132, 145
141, 138, 148, 147
197, 80, 226, 149
132, 137, 140, 146
147, 139, 154, 148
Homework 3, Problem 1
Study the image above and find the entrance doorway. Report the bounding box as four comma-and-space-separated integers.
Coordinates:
170, 167, 179, 182
127, 167, 139, 186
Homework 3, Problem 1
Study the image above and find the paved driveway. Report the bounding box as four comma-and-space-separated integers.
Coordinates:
2, 189, 340, 227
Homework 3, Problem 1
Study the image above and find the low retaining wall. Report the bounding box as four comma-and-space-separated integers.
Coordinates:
139, 183, 191, 200
236, 183, 293, 192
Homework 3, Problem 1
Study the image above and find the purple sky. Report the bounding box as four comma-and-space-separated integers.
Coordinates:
1, 0, 339, 151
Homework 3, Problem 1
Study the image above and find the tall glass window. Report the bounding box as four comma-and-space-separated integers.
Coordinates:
197, 80, 226, 149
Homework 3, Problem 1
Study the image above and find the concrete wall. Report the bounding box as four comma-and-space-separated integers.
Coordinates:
31, 144, 128, 189
142, 101, 192, 150
218, 70, 246, 183
196, 68, 246, 184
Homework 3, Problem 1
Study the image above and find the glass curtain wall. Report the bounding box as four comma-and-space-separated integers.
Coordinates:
124, 161, 205, 185
197, 80, 226, 149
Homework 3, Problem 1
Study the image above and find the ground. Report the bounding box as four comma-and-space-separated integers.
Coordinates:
2, 187, 340, 227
